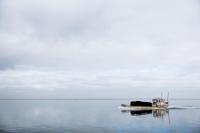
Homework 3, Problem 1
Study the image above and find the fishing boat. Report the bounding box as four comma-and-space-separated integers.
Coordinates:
120, 97, 169, 111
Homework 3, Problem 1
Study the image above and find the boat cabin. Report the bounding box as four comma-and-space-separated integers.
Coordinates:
152, 98, 168, 107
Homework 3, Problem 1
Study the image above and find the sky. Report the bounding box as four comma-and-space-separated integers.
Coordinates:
0, 0, 200, 98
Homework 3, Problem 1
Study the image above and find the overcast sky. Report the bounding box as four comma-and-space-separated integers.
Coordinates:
0, 0, 200, 98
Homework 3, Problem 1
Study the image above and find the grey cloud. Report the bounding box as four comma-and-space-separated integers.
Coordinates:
0, 69, 200, 98
0, 0, 200, 96
0, 0, 200, 68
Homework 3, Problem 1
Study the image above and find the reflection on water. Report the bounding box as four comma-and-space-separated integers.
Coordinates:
122, 109, 168, 118
153, 109, 168, 118
0, 100, 199, 133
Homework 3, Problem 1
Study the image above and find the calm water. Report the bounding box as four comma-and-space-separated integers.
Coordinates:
0, 100, 199, 133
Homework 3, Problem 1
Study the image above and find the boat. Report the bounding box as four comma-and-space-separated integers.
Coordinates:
120, 97, 169, 111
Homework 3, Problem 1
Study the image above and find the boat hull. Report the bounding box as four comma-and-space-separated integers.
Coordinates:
119, 105, 167, 111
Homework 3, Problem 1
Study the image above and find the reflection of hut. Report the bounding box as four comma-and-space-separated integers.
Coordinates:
130, 110, 152, 115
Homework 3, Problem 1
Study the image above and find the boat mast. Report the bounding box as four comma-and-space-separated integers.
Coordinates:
167, 92, 169, 104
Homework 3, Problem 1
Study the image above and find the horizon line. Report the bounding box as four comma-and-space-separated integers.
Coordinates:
0, 98, 200, 100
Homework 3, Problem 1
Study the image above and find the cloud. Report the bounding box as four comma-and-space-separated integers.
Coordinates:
0, 0, 200, 69
0, 68, 200, 98
0, 0, 200, 97
0, 67, 200, 90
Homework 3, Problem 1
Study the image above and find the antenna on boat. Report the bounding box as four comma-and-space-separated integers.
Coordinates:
167, 92, 169, 104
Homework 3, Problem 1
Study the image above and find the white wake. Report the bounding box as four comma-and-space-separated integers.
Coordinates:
167, 106, 200, 109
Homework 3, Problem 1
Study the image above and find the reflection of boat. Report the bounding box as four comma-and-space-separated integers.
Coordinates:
130, 110, 152, 115
121, 108, 168, 118
152, 109, 168, 118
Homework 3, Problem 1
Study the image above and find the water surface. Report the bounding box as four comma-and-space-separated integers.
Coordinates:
0, 99, 199, 133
